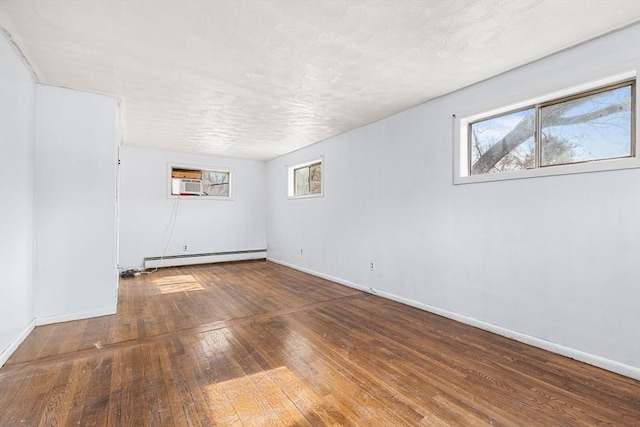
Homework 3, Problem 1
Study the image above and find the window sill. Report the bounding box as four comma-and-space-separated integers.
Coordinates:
168, 195, 234, 201
287, 193, 324, 200
454, 157, 640, 185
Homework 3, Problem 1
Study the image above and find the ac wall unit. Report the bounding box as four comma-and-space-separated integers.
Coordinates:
178, 178, 202, 195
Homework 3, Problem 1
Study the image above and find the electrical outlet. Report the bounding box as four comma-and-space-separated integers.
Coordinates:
300, 248, 304, 255
369, 261, 375, 271
183, 244, 188, 251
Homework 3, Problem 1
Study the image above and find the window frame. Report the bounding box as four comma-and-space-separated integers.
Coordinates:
167, 163, 233, 200
287, 156, 324, 199
454, 71, 639, 184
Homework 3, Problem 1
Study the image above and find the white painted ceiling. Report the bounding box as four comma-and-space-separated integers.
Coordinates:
1, 1, 639, 160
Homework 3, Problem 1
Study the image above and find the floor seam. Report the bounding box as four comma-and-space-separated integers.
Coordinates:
0, 293, 370, 378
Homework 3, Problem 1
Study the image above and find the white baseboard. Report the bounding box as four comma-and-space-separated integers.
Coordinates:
0, 318, 36, 367
267, 257, 640, 380
267, 257, 373, 293
36, 307, 117, 326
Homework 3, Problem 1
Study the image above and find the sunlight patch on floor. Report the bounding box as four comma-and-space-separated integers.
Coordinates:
151, 275, 197, 285
150, 275, 204, 294
205, 366, 314, 425
157, 281, 204, 294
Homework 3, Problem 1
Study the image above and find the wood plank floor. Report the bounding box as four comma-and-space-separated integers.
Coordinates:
0, 261, 638, 426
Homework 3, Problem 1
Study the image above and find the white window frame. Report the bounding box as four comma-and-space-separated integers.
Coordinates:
454, 70, 639, 184
287, 156, 324, 199
167, 163, 233, 200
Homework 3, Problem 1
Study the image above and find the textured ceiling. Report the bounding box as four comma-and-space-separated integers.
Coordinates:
1, 1, 639, 160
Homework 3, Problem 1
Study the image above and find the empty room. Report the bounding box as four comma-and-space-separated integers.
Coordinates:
1, 1, 639, 425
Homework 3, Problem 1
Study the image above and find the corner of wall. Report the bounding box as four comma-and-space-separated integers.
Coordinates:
0, 318, 35, 368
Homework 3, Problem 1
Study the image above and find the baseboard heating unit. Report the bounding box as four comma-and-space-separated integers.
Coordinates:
144, 249, 267, 269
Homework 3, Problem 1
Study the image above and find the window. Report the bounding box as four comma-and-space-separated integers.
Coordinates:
539, 85, 632, 166
455, 72, 639, 184
470, 108, 536, 174
288, 158, 323, 198
169, 165, 231, 199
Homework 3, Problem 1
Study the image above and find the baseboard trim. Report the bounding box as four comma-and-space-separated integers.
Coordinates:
36, 307, 117, 326
267, 258, 373, 293
267, 257, 640, 380
375, 290, 640, 380
0, 318, 36, 367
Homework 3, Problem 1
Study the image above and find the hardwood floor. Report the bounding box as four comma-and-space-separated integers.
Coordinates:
0, 261, 638, 426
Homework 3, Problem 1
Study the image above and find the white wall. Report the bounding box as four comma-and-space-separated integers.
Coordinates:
0, 33, 36, 364
35, 85, 118, 324
266, 24, 640, 378
118, 146, 266, 269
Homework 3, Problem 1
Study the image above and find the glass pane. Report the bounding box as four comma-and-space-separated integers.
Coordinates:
202, 171, 230, 196
294, 167, 309, 195
470, 108, 535, 175
540, 85, 632, 166
309, 163, 322, 194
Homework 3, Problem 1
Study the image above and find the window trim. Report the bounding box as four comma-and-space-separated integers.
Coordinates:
454, 71, 639, 184
167, 163, 234, 200
287, 156, 324, 199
